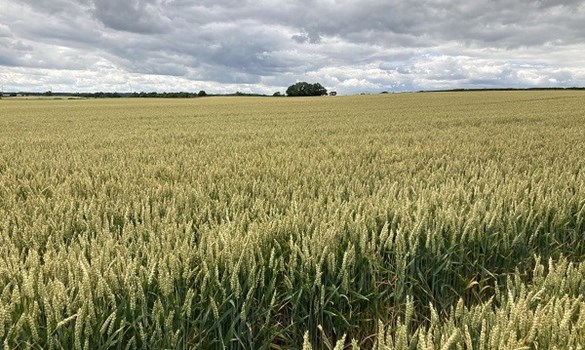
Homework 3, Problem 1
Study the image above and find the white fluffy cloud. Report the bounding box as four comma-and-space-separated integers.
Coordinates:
1, 0, 584, 94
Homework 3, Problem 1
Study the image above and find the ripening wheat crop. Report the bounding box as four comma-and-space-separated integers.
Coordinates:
0, 91, 584, 349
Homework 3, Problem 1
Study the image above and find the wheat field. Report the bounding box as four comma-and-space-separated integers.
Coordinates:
1, 91, 584, 349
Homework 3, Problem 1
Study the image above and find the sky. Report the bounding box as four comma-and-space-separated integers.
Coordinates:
1, 0, 584, 95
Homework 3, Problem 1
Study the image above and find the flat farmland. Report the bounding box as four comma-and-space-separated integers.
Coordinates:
1, 91, 585, 349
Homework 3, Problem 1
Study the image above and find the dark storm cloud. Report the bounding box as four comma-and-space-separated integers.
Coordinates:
1, 0, 584, 93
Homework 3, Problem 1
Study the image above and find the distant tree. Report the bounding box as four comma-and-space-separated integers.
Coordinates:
198, 90, 207, 97
273, 91, 282, 97
286, 82, 327, 97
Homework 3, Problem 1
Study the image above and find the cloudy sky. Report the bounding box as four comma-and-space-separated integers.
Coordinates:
1, 0, 584, 94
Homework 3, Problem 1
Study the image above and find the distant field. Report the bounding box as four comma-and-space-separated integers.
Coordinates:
1, 92, 585, 349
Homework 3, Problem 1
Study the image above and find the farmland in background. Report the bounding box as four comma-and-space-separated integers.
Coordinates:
1, 91, 584, 349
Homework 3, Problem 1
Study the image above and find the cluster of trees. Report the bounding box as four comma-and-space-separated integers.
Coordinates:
285, 82, 328, 96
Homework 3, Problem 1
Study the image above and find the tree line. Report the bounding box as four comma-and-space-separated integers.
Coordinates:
2, 82, 332, 99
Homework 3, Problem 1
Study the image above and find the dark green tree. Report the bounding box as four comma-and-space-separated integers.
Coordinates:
198, 90, 207, 97
286, 82, 327, 96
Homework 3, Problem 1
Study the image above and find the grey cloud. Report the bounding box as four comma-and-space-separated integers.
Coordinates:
0, 24, 12, 38
91, 0, 171, 34
5, 2, 102, 47
537, 0, 584, 9
292, 29, 322, 44
0, 53, 18, 67
8, 40, 33, 52
19, 0, 89, 15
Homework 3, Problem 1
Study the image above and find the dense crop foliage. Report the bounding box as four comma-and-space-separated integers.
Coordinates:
1, 91, 584, 349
